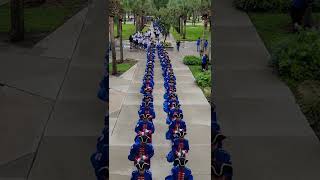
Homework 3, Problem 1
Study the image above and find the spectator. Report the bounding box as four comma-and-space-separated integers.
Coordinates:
204, 39, 209, 51
129, 35, 133, 49
176, 40, 181, 52
290, 0, 308, 31
196, 37, 201, 52
202, 54, 208, 71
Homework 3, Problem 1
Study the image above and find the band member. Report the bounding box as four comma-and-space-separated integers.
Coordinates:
165, 156, 193, 180
212, 122, 226, 150
212, 148, 233, 180
166, 106, 183, 125
166, 116, 187, 142
128, 135, 154, 167
131, 159, 152, 180
134, 116, 155, 143
167, 130, 189, 163
138, 104, 156, 121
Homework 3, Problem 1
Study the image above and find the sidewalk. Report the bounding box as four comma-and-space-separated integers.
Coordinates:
214, 0, 320, 179
0, 0, 106, 179
109, 26, 211, 179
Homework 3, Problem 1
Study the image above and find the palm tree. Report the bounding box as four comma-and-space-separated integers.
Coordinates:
110, 0, 120, 75
10, 0, 24, 41
119, 15, 124, 63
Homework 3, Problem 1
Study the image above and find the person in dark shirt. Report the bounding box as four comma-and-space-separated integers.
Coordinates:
202, 54, 208, 71
196, 37, 201, 52
290, 0, 308, 31
204, 40, 208, 51
129, 35, 133, 49
176, 40, 181, 52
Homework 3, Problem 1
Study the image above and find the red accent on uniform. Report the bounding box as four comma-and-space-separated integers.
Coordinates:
178, 139, 184, 151
139, 145, 145, 157
178, 169, 185, 180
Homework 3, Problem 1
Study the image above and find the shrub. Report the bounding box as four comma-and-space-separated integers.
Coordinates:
161, 41, 172, 47
271, 30, 320, 82
297, 80, 320, 138
195, 71, 211, 88
233, 0, 291, 12
183, 56, 201, 65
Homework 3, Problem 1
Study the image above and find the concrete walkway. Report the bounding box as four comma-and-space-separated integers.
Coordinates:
214, 0, 320, 179
0, 0, 106, 179
109, 28, 211, 179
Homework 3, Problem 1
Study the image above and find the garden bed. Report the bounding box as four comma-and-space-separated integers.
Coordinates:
250, 12, 320, 139
183, 55, 212, 102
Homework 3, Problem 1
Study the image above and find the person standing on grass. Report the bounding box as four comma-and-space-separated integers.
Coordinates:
290, 0, 308, 31
202, 54, 208, 71
196, 37, 201, 52
176, 40, 181, 52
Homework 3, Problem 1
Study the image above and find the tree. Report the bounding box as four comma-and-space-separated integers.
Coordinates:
10, 0, 24, 41
131, 0, 156, 32
199, 0, 210, 52
109, 0, 120, 75
118, 12, 124, 63
156, 7, 174, 42
121, 0, 131, 24
153, 0, 169, 10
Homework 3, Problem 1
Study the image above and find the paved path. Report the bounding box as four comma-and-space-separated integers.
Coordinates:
214, 0, 320, 179
0, 0, 106, 179
109, 27, 211, 179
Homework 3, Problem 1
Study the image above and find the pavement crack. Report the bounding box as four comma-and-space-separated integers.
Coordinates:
3, 83, 55, 102
0, 152, 35, 167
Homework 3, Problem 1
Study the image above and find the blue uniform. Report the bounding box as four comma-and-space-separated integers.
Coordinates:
91, 145, 108, 171
165, 167, 193, 180
212, 148, 233, 178
167, 138, 189, 163
138, 106, 156, 120
163, 99, 180, 115
131, 170, 153, 180
202, 55, 207, 65
128, 143, 154, 164
97, 76, 108, 102
166, 108, 183, 124
204, 40, 208, 49
196, 39, 201, 52
135, 120, 155, 143
166, 120, 187, 141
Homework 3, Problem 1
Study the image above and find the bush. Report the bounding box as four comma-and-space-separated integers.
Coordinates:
297, 80, 320, 138
161, 41, 172, 47
233, 0, 291, 12
271, 30, 320, 82
183, 56, 201, 65
195, 71, 211, 88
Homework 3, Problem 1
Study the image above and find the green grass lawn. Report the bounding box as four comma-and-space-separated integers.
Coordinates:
170, 25, 210, 41
249, 12, 320, 50
188, 64, 212, 101
0, 0, 87, 33
114, 23, 136, 40
109, 62, 135, 75
114, 23, 150, 40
